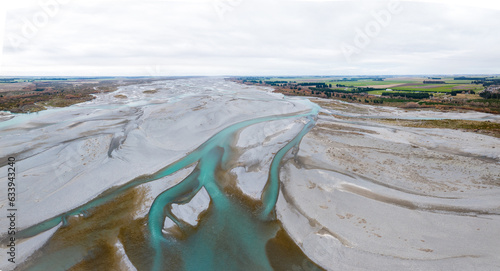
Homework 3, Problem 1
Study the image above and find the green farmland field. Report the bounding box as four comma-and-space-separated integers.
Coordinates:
392, 84, 483, 93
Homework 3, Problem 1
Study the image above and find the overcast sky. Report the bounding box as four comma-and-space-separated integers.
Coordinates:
0, 0, 499, 76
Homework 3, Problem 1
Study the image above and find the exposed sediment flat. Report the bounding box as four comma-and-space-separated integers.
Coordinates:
1, 80, 499, 270
0, 78, 308, 231
277, 99, 500, 270
0, 78, 313, 270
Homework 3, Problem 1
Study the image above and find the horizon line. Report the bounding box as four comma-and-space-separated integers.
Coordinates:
1, 74, 499, 78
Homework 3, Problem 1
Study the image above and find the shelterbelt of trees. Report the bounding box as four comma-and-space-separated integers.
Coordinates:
233, 77, 500, 114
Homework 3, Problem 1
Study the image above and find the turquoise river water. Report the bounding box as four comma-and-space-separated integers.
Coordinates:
12, 97, 323, 271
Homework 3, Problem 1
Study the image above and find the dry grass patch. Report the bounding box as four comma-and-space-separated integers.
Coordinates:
377, 119, 500, 138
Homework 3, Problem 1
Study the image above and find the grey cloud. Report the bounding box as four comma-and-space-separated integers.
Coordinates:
1, 0, 499, 75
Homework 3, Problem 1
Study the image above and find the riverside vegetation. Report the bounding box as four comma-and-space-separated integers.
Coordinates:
234, 76, 500, 114
0, 77, 171, 113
